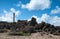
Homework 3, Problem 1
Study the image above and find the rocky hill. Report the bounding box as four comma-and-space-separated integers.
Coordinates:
0, 17, 60, 35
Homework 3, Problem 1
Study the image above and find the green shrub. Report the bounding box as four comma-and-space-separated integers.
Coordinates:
8, 32, 30, 36
0, 29, 8, 33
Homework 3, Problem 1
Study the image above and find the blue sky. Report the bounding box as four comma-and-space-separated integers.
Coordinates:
0, 0, 60, 26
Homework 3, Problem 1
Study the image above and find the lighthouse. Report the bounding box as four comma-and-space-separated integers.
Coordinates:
13, 13, 15, 22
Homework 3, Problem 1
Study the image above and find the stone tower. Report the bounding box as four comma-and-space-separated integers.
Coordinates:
13, 13, 15, 22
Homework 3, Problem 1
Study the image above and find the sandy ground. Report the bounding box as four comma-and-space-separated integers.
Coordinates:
0, 32, 60, 39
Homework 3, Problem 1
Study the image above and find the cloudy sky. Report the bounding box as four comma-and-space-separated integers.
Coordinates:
0, 0, 60, 26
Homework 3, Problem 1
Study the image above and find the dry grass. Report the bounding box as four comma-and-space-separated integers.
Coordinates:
0, 32, 60, 39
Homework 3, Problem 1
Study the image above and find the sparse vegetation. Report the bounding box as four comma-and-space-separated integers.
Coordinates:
0, 29, 8, 33
8, 32, 30, 36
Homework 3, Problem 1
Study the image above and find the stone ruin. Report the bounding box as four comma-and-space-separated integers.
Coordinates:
0, 17, 60, 35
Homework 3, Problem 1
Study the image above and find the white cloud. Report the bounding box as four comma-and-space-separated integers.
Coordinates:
50, 16, 60, 26
51, 6, 60, 14
28, 14, 60, 26
10, 8, 20, 17
16, 1, 22, 7
22, 0, 51, 10
0, 8, 21, 22
39, 14, 50, 23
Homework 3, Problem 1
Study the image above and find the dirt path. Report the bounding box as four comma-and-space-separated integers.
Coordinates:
0, 32, 60, 39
